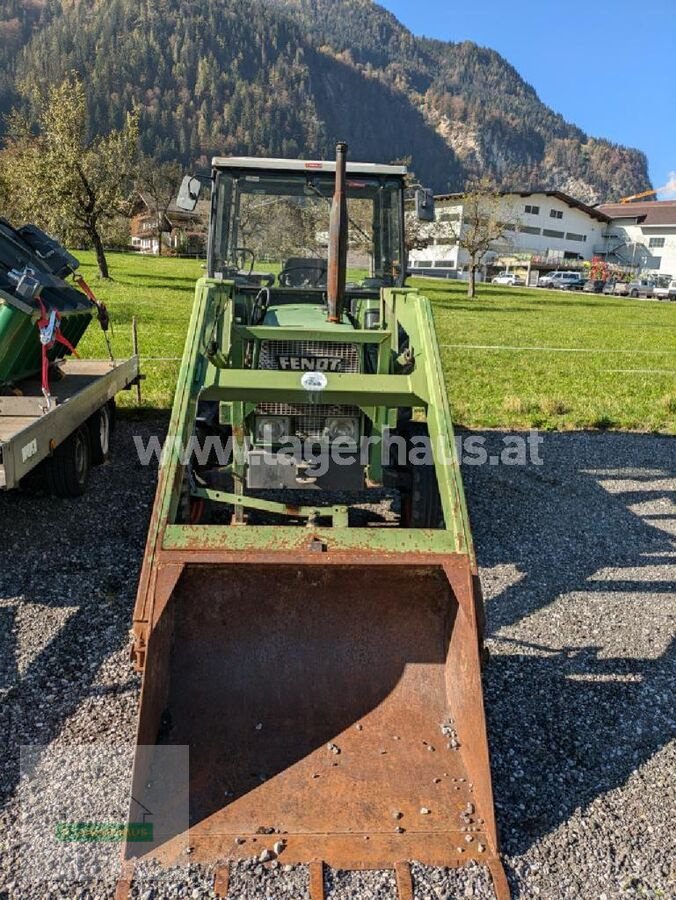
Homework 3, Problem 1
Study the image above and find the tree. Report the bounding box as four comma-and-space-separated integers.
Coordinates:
0, 166, 13, 218
450, 179, 516, 298
589, 256, 610, 282
136, 157, 184, 256
2, 75, 138, 278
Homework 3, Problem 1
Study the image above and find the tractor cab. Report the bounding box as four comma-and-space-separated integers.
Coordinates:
207, 156, 407, 300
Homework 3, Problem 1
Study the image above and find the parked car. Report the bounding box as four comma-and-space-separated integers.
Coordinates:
537, 271, 563, 287
563, 274, 587, 291
652, 277, 676, 301
627, 278, 656, 299
491, 272, 524, 286
537, 271, 585, 290
583, 279, 606, 293
612, 281, 629, 296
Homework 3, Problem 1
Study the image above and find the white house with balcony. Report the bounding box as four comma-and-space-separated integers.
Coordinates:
595, 200, 676, 277
408, 190, 610, 278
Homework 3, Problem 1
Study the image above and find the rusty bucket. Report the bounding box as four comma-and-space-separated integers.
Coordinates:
119, 559, 508, 899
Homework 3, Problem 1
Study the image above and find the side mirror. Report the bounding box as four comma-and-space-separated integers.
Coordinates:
415, 187, 435, 222
176, 175, 202, 212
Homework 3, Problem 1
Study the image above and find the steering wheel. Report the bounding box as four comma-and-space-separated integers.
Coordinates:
278, 265, 326, 288
250, 288, 271, 326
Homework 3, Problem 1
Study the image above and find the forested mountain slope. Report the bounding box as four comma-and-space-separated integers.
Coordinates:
0, 0, 651, 201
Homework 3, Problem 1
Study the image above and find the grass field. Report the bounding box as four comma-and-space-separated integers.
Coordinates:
75, 251, 676, 432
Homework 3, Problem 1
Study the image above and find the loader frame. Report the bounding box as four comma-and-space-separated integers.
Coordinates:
132, 276, 481, 651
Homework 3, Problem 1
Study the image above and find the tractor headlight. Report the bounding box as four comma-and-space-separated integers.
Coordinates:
325, 417, 360, 443
255, 416, 291, 444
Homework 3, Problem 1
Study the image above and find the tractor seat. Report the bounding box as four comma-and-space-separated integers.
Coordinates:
279, 257, 327, 288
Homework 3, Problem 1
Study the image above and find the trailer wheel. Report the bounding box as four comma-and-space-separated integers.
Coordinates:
47, 426, 91, 498
399, 422, 444, 528
89, 400, 115, 465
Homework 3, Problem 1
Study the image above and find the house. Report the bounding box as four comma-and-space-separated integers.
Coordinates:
595, 200, 676, 277
408, 190, 610, 279
130, 192, 207, 256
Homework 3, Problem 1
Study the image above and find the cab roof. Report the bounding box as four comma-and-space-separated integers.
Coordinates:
211, 156, 408, 177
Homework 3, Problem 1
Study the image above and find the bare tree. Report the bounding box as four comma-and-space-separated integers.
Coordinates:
136, 157, 184, 256
405, 211, 435, 254
450, 179, 516, 298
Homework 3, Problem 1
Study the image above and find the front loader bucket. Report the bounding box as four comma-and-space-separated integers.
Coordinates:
121, 559, 509, 899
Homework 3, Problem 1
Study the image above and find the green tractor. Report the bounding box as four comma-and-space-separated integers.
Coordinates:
174, 143, 446, 527
123, 145, 509, 899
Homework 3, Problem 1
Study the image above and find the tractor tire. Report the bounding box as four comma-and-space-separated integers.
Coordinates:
399, 422, 444, 528
89, 400, 115, 466
178, 471, 211, 525
47, 426, 91, 498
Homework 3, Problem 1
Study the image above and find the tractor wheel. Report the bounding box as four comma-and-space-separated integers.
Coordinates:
399, 422, 444, 528
89, 400, 115, 465
178, 470, 211, 525
47, 426, 91, 498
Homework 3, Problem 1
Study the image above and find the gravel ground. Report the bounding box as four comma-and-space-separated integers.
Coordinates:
227, 859, 309, 899
464, 430, 675, 899
411, 861, 495, 898
324, 869, 396, 899
0, 418, 674, 899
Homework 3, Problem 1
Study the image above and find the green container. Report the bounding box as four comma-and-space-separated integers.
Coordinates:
0, 223, 93, 387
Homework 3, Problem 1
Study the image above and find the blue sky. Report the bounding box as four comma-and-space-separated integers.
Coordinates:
382, 0, 676, 198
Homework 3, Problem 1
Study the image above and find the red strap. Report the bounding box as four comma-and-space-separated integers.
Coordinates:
74, 274, 97, 303
36, 297, 80, 399
54, 330, 79, 357
74, 274, 110, 331
41, 342, 50, 397
36, 298, 51, 396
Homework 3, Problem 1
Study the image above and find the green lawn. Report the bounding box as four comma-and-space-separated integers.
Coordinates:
76, 251, 204, 409
75, 252, 676, 432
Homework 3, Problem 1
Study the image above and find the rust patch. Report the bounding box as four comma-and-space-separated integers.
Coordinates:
395, 861, 414, 900
309, 860, 326, 900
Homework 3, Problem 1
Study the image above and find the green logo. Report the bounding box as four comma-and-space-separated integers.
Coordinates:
55, 822, 153, 843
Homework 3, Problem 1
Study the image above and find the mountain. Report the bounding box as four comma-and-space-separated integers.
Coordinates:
0, 0, 651, 203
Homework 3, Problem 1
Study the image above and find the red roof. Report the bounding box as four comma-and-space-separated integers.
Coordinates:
598, 200, 676, 226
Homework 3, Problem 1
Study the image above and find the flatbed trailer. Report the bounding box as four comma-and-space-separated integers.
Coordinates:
0, 356, 140, 494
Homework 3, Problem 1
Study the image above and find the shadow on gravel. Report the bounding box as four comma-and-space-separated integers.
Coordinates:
464, 431, 675, 858
0, 417, 167, 808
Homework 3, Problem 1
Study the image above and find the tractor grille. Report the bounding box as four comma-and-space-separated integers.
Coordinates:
258, 340, 361, 374
257, 340, 361, 440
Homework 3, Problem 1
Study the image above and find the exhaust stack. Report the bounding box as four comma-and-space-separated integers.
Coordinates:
327, 141, 348, 323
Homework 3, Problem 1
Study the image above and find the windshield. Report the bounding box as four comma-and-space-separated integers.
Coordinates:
210, 170, 404, 287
